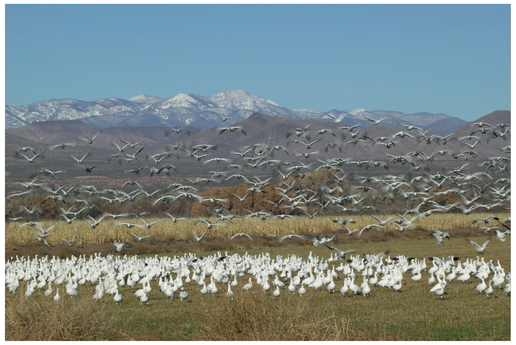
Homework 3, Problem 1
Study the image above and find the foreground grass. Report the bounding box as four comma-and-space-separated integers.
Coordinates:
5, 234, 510, 341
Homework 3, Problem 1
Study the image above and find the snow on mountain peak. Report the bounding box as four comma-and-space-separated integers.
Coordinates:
129, 94, 163, 102
348, 108, 366, 116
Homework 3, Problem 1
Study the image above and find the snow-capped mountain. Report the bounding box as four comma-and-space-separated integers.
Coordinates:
5, 90, 468, 133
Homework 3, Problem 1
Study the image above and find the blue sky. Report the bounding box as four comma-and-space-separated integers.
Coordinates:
5, 4, 510, 121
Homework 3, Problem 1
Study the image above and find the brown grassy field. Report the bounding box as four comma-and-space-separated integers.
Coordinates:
6, 212, 507, 248
5, 230, 511, 341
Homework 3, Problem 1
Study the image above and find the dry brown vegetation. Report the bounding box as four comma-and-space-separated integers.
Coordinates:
5, 212, 507, 250
5, 291, 126, 341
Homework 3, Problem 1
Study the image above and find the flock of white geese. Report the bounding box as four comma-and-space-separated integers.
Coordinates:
5, 249, 510, 304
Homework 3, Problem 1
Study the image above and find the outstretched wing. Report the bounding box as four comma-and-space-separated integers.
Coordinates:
324, 244, 343, 255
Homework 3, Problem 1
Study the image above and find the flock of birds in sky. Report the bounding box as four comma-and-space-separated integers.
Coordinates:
5, 116, 511, 303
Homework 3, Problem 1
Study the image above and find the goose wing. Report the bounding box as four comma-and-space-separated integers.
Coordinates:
324, 244, 344, 255
466, 239, 481, 250
481, 238, 491, 249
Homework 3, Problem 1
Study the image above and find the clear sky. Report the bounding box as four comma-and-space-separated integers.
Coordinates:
5, 4, 510, 121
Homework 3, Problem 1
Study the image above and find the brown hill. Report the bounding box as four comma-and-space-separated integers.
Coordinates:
6, 119, 201, 150
5, 111, 510, 194
451, 110, 510, 136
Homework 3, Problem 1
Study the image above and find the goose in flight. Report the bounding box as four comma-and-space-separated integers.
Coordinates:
164, 126, 190, 137
466, 238, 491, 254
277, 234, 305, 242
365, 117, 384, 125
229, 233, 253, 241
495, 229, 510, 242
432, 232, 447, 245
8, 190, 32, 199
119, 139, 140, 148
80, 133, 100, 144
60, 214, 77, 224
49, 142, 76, 150
369, 215, 394, 226
164, 212, 186, 223
61, 233, 77, 246
70, 152, 90, 164
37, 224, 54, 238
30, 236, 51, 248
84, 215, 106, 228
324, 244, 356, 260
112, 141, 130, 152
115, 221, 144, 229
323, 112, 345, 123
197, 217, 225, 229
30, 168, 64, 180
216, 114, 233, 122
357, 224, 384, 238
139, 219, 160, 229
219, 126, 246, 135
18, 152, 41, 163
127, 232, 154, 242
191, 232, 208, 242
15, 146, 37, 156
113, 240, 132, 252
19, 205, 43, 216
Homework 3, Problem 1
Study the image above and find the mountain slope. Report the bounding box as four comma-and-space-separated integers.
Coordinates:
6, 90, 468, 133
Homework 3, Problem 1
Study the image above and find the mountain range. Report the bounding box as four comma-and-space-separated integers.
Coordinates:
6, 90, 469, 134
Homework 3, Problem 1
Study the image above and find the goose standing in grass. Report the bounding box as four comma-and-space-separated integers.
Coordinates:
53, 288, 60, 302
432, 281, 447, 299
428, 271, 436, 285
361, 279, 371, 297
226, 283, 234, 300
456, 270, 471, 284
484, 280, 494, 298
340, 278, 350, 295
273, 286, 281, 297
474, 278, 487, 294
114, 289, 123, 304
288, 278, 296, 294
503, 280, 510, 296
44, 282, 53, 297
298, 284, 307, 296
179, 287, 189, 302
242, 278, 252, 291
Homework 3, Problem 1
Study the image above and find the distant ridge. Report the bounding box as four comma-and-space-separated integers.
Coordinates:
6, 90, 469, 134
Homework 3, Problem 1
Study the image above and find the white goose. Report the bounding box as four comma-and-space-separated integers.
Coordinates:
242, 278, 253, 291
273, 286, 281, 297
298, 284, 307, 296
474, 278, 487, 294
484, 280, 494, 298
114, 289, 123, 304
179, 287, 189, 301
361, 279, 371, 297
226, 283, 234, 300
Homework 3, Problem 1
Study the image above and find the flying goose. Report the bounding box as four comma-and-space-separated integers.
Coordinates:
324, 244, 356, 260
229, 233, 253, 241
466, 238, 491, 254
61, 233, 77, 246
127, 232, 154, 242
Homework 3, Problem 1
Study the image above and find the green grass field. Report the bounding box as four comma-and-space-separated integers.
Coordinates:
5, 232, 510, 341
